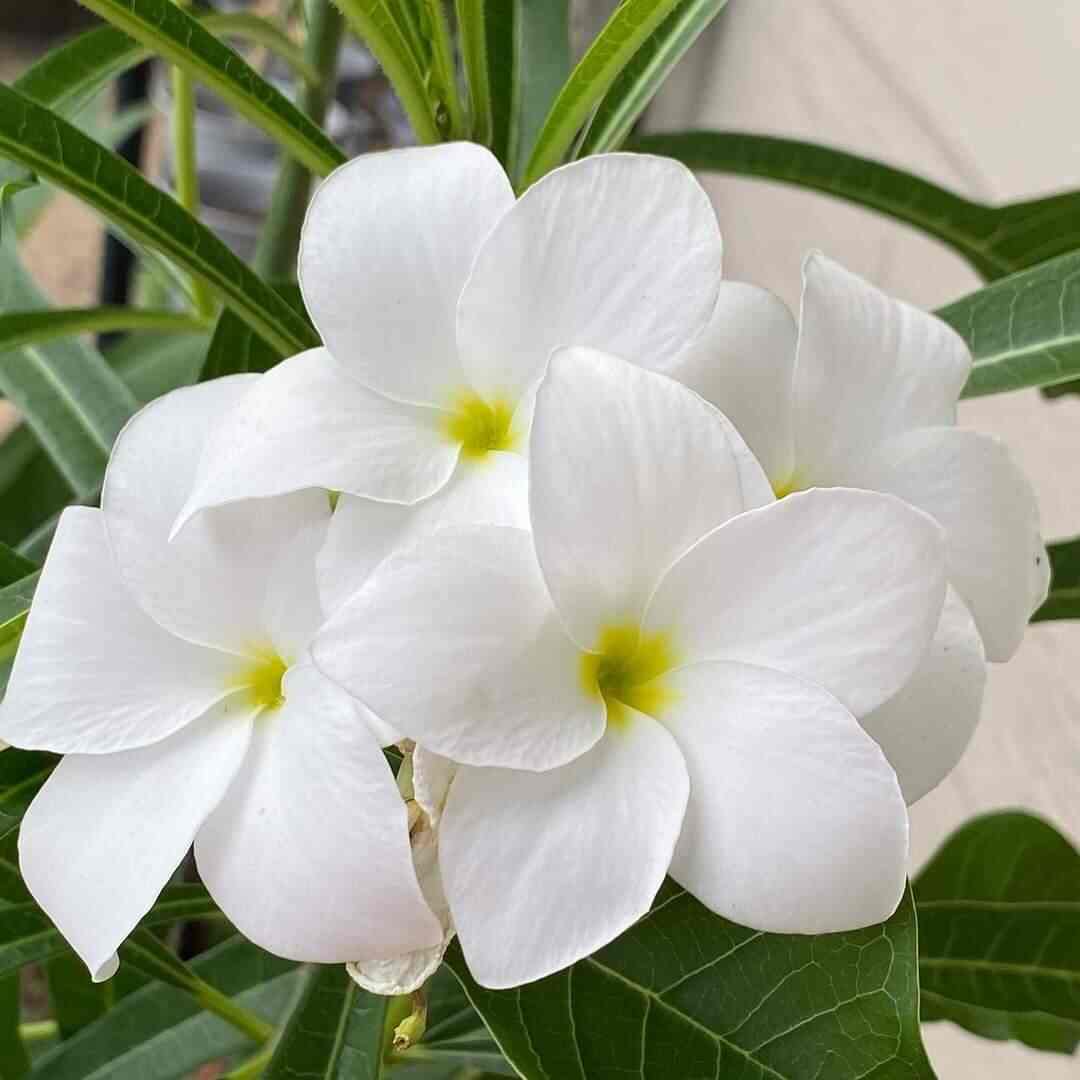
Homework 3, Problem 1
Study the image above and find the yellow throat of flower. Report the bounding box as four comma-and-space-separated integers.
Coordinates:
444, 392, 517, 459
580, 624, 678, 728
232, 649, 288, 711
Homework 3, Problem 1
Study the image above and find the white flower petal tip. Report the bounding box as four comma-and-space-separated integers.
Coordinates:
91, 953, 120, 984
665, 662, 908, 934
458, 153, 723, 403
300, 143, 514, 408
860, 588, 987, 805
346, 937, 451, 998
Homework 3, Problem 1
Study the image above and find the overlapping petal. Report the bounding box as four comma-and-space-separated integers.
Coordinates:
19, 702, 255, 980
664, 662, 907, 933
299, 143, 514, 407
317, 450, 528, 615
531, 348, 771, 649
195, 666, 442, 963
102, 378, 330, 654
645, 488, 946, 716
792, 252, 971, 483
666, 281, 797, 485
314, 526, 603, 770
441, 718, 688, 989
850, 426, 1049, 661
0, 509, 235, 755
174, 350, 460, 526
860, 588, 986, 805
457, 154, 723, 403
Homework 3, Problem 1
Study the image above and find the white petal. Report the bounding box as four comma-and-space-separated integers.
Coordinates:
457, 154, 722, 403
261, 511, 328, 661
103, 379, 330, 654
299, 143, 514, 407
851, 426, 1048, 662
313, 526, 603, 771
0, 508, 234, 754
860, 588, 986, 805
441, 717, 688, 989
175, 350, 460, 528
195, 666, 442, 963
665, 662, 908, 934
19, 702, 254, 980
792, 252, 971, 483
531, 348, 771, 649
666, 281, 797, 485
646, 488, 946, 716
412, 746, 456, 828
317, 450, 528, 616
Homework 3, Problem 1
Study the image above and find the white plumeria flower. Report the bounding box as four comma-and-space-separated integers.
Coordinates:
0, 378, 442, 981
313, 348, 948, 989
662, 254, 1049, 800
166, 144, 723, 597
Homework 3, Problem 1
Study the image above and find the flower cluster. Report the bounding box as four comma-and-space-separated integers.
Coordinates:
0, 146, 1047, 990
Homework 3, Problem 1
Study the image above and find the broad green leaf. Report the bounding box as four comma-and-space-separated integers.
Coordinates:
447, 881, 934, 1079
512, 2, 571, 181
1032, 536, 1080, 622
30, 937, 301, 1080
108, 330, 212, 402
335, 1, 442, 143
0, 309, 207, 355
0, 970, 29, 1079
915, 810, 1080, 1053
521, 0, 683, 188
0, 544, 35, 589
0, 84, 319, 360
201, 284, 310, 380
935, 249, 1080, 398
0, 450, 71, 561
78, 0, 344, 178
264, 963, 390, 1079
630, 131, 1080, 281
47, 952, 111, 1038
578, 0, 729, 157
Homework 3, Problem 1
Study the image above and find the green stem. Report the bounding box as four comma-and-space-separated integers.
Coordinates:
254, 0, 345, 280
18, 1019, 58, 1043
221, 1043, 275, 1079
197, 982, 275, 1045
424, 0, 465, 139
170, 0, 214, 318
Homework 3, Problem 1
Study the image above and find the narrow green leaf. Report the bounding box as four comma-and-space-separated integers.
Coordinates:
0, 572, 39, 659
203, 12, 323, 87
47, 952, 111, 1038
629, 131, 1080, 281
0, 309, 207, 355
30, 937, 300, 1080
1032, 536, 1080, 622
108, 330, 212, 402
264, 963, 390, 1079
0, 749, 56, 846
77, 0, 344, 178
201, 284, 310, 380
935, 249, 1080, 398
0, 84, 319, 359
521, 0, 683, 188
915, 810, 1080, 1054
578, 0, 728, 157
456, 0, 495, 147
0, 970, 30, 1078
0, 544, 35, 589
335, 0, 442, 144
447, 881, 934, 1079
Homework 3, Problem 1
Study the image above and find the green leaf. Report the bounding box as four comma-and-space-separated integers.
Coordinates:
0, 749, 56, 846
578, 0, 729, 157
934, 249, 1080, 399
629, 131, 1080, 281
0, 309, 207, 355
0, 572, 39, 661
108, 330, 212, 402
47, 951, 111, 1038
30, 937, 301, 1080
0, 544, 35, 589
447, 881, 934, 1079
1031, 536, 1080, 622
77, 0, 345, 179
201, 284, 310, 380
0, 84, 319, 360
0, 969, 30, 1078
264, 963, 390, 1079
456, 0, 497, 148
521, 0, 683, 188
915, 810, 1080, 1054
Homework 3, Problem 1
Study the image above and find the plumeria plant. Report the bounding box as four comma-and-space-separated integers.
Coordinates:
0, 2, 1076, 1077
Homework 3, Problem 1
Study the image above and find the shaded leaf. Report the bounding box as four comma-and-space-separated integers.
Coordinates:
1032, 536, 1080, 623
46, 951, 111, 1038
447, 881, 934, 1079
200, 283, 309, 380
0, 545, 35, 589
915, 810, 1080, 1054
0, 969, 29, 1078
0, 749, 56, 846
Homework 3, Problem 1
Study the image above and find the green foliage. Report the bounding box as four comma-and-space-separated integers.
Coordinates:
201, 284, 311, 380
1032, 536, 1080, 622
447, 881, 933, 1079
915, 811, 1080, 1054
46, 951, 111, 1038
0, 309, 206, 356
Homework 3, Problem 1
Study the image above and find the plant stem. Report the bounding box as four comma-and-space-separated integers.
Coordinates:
221, 1043, 275, 1079
170, 0, 214, 318
18, 1019, 58, 1043
254, 0, 345, 281
197, 982, 276, 1045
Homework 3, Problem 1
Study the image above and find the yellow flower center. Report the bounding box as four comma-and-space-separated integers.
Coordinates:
580, 624, 678, 728
443, 392, 517, 459
232, 649, 288, 710
771, 473, 801, 499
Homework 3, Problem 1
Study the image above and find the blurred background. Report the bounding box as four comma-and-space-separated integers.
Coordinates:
2, 3, 1079, 1076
